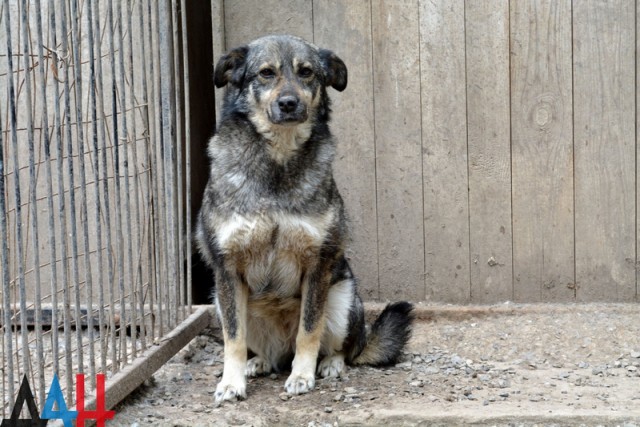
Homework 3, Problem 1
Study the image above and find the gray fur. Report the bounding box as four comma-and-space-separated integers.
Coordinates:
196, 35, 413, 402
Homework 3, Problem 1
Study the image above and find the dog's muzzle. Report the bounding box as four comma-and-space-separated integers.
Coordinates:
269, 94, 308, 124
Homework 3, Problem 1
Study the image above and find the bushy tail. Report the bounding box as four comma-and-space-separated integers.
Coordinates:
351, 301, 414, 366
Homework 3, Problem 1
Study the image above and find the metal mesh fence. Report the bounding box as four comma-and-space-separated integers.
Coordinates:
0, 0, 192, 416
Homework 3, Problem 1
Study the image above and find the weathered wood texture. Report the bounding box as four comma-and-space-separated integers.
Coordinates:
371, 0, 425, 301
313, 0, 379, 299
573, 0, 636, 302
420, 0, 470, 303
465, 0, 513, 303
510, 0, 575, 302
216, 1, 640, 303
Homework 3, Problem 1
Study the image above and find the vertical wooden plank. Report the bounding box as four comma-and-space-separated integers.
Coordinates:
211, 0, 225, 124
314, 0, 379, 300
223, 0, 313, 48
420, 0, 470, 303
371, 0, 424, 301
465, 0, 513, 303
574, 0, 635, 301
511, 0, 575, 302
637, 0, 640, 304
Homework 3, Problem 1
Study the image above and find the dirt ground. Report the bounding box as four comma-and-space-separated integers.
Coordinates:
112, 303, 640, 426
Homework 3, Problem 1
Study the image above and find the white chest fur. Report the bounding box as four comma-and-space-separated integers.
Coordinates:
216, 210, 335, 296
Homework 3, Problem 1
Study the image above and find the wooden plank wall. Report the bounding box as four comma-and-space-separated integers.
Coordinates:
210, 0, 640, 303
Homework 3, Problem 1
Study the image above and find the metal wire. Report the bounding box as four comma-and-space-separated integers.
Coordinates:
3, 0, 31, 396
59, 0, 81, 401
0, 55, 15, 415
19, 0, 44, 405
33, 0, 59, 396
1, 0, 193, 416
181, 0, 192, 315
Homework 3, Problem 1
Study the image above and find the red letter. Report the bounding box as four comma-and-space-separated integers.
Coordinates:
75, 374, 115, 427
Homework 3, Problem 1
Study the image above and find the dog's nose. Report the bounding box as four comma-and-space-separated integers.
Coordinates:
277, 95, 299, 113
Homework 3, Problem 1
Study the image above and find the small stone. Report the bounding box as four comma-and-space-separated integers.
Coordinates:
344, 387, 357, 394
278, 391, 291, 401
395, 361, 412, 370
578, 361, 589, 369
409, 381, 423, 387
627, 366, 638, 372
270, 373, 278, 380
424, 367, 440, 375
451, 355, 465, 366
213, 369, 223, 378
630, 351, 640, 359
478, 374, 491, 382
333, 393, 344, 402
324, 407, 333, 413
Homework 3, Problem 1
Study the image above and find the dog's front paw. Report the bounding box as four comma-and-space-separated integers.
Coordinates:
214, 378, 246, 405
246, 356, 271, 377
317, 354, 345, 378
284, 372, 316, 395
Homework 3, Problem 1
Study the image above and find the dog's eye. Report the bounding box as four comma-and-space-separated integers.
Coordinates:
259, 68, 275, 78
298, 67, 313, 78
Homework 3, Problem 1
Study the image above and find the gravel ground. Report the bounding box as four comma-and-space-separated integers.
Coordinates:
112, 303, 640, 426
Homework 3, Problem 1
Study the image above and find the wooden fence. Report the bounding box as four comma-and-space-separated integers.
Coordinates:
205, 0, 640, 304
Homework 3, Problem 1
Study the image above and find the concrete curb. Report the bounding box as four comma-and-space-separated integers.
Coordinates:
365, 301, 640, 323
339, 408, 640, 426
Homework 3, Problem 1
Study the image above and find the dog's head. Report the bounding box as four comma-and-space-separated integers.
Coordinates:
214, 35, 347, 129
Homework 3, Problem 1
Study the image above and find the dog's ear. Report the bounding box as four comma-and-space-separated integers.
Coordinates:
319, 49, 347, 92
214, 45, 249, 88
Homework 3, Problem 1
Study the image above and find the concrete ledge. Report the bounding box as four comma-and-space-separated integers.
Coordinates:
364, 301, 640, 322
339, 408, 640, 426
51, 306, 212, 427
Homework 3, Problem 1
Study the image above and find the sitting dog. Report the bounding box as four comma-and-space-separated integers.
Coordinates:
196, 34, 414, 404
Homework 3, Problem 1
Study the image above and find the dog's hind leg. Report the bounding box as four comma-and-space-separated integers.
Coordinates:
284, 264, 334, 395
316, 278, 354, 378
317, 354, 345, 378
246, 356, 272, 377
214, 268, 249, 404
